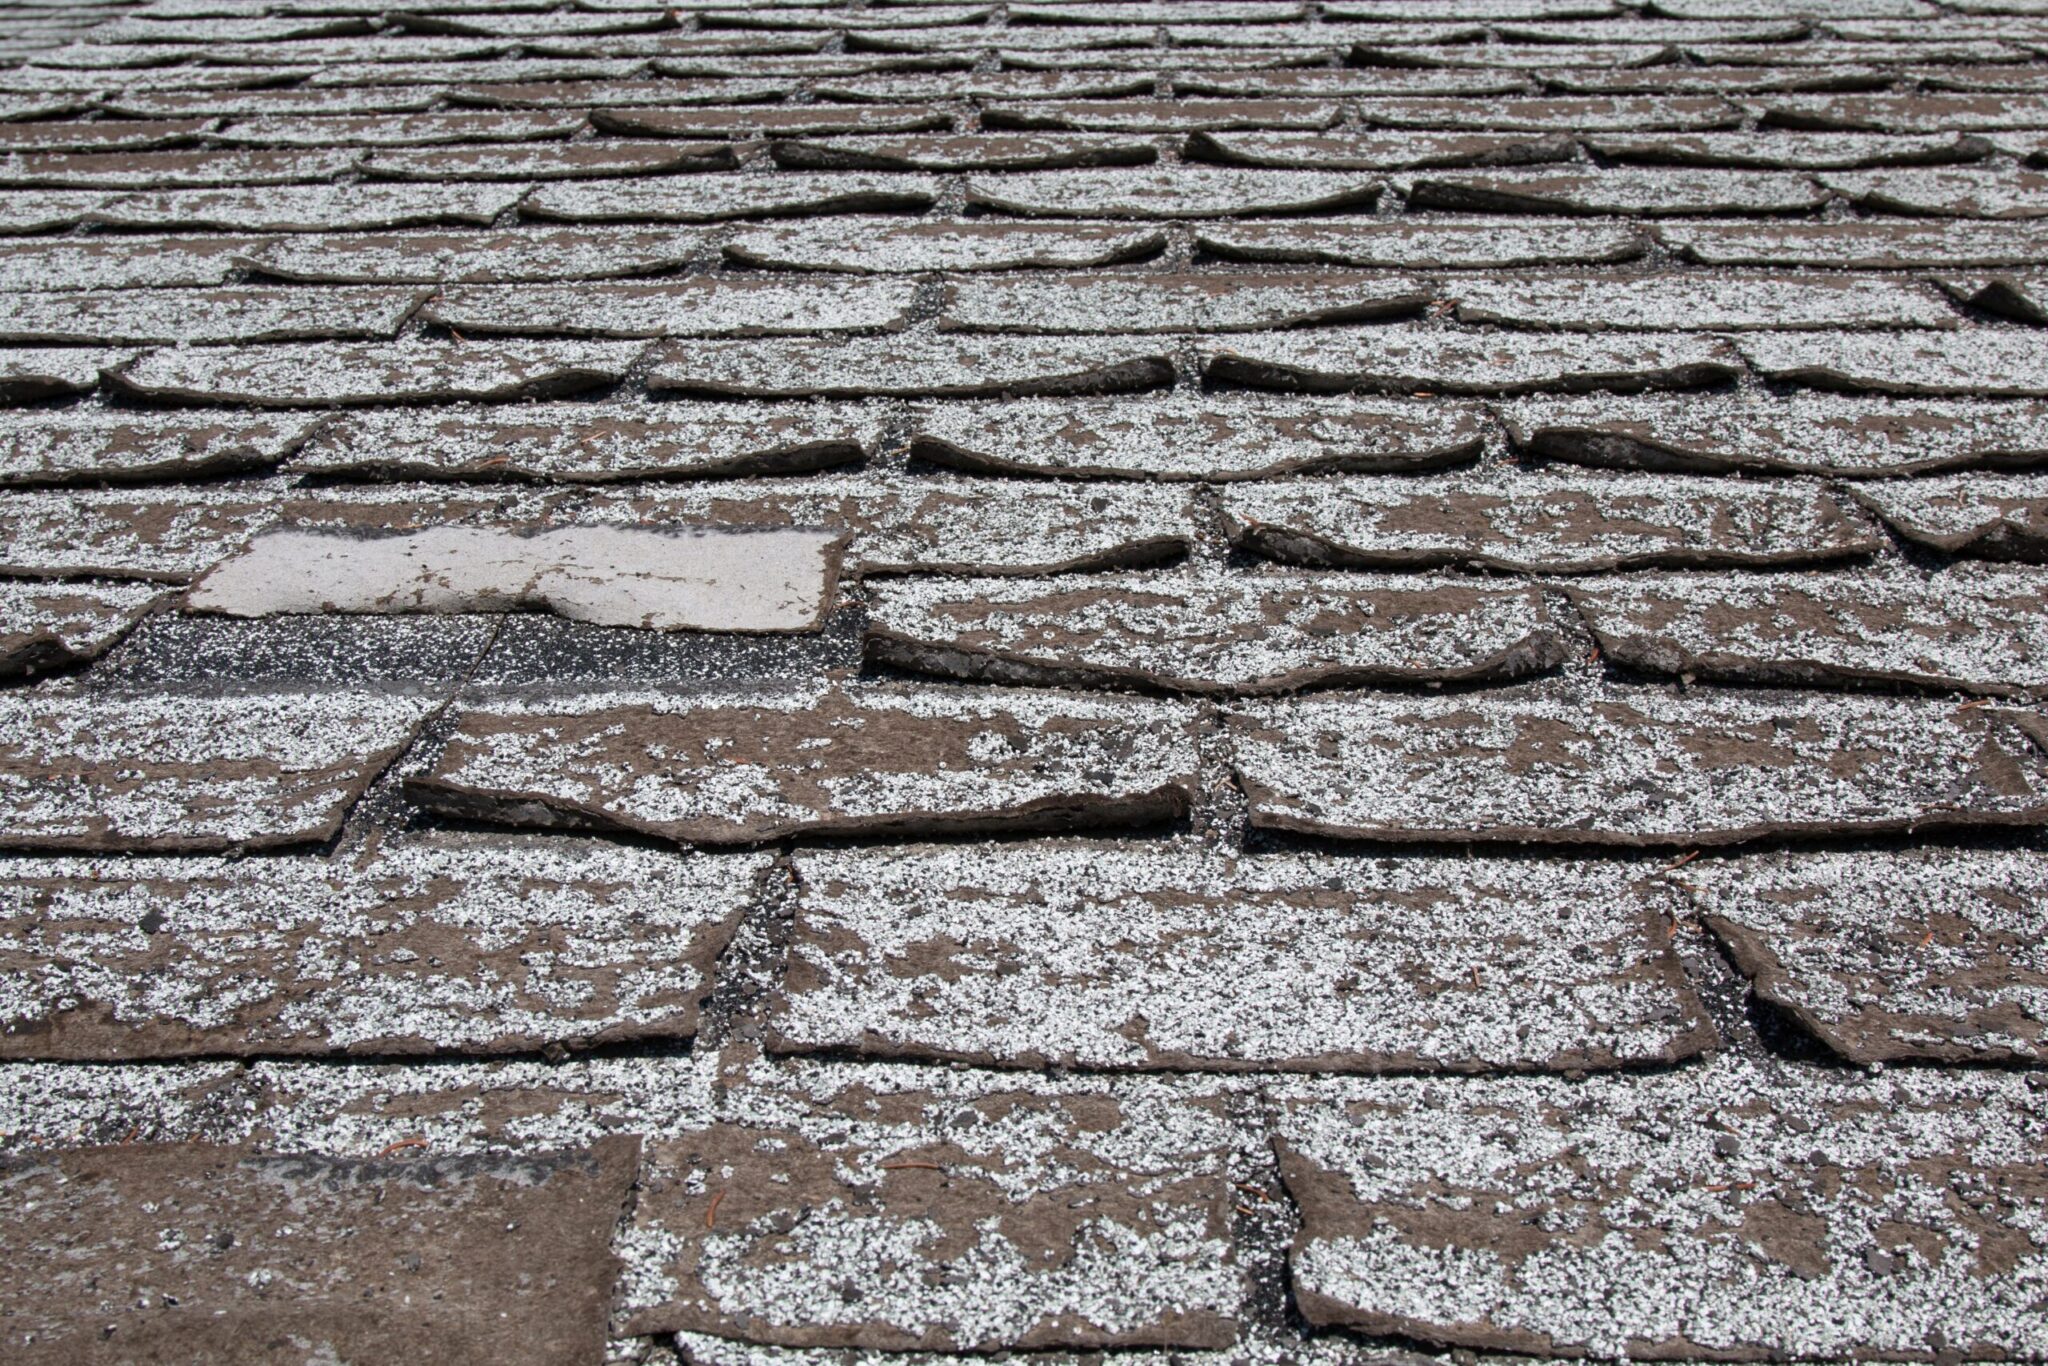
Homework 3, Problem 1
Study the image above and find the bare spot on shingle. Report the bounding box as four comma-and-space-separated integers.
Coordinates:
939, 272, 1430, 334
1568, 563, 2048, 694
725, 218, 1167, 272
1407, 167, 1828, 215
1198, 217, 1646, 267
1232, 684, 2048, 846
866, 564, 1564, 692
1501, 391, 2048, 475
1849, 473, 2048, 559
618, 1054, 1247, 1350
0, 286, 429, 345
90, 183, 528, 232
649, 332, 1172, 397
1275, 1057, 2048, 1357
294, 402, 877, 482
409, 683, 1199, 844
0, 581, 163, 680
966, 166, 1382, 217
1738, 331, 2048, 396
0, 235, 253, 291
0, 1138, 637, 1365
768, 132, 1156, 171
0, 347, 133, 403
1448, 270, 1955, 330
911, 391, 1483, 479
0, 688, 437, 853
240, 226, 712, 284
1692, 847, 2048, 1065
190, 526, 843, 633
1205, 325, 1741, 393
777, 842, 1711, 1071
361, 140, 735, 181
1823, 166, 2048, 218
110, 338, 649, 407
1220, 469, 1877, 572
1188, 129, 1573, 170
420, 277, 917, 338
0, 836, 769, 1058
0, 410, 318, 487
524, 171, 939, 222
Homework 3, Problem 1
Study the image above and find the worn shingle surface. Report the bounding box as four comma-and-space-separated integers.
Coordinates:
2, 2, 2047, 1363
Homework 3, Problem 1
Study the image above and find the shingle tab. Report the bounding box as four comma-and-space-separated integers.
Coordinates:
420, 277, 918, 337
1220, 470, 1878, 572
1738, 331, 2048, 396
0, 410, 317, 486
775, 843, 1712, 1070
940, 272, 1431, 333
0, 581, 163, 680
1198, 217, 1646, 267
0, 285, 427, 344
649, 332, 1172, 397
523, 171, 939, 221
1850, 473, 2048, 559
725, 218, 1167, 271
0, 837, 767, 1057
1230, 686, 2048, 846
768, 131, 1156, 170
1660, 218, 2048, 266
1445, 271, 1955, 329
0, 689, 436, 852
1407, 167, 1829, 214
411, 684, 1199, 844
112, 338, 650, 406
241, 226, 711, 283
966, 166, 1382, 217
91, 182, 527, 231
1206, 326, 1742, 393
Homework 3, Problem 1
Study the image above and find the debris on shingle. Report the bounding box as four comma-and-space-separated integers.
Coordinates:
769, 131, 1157, 170
0, 581, 163, 681
0, 1138, 638, 1366
1587, 129, 1990, 169
1691, 847, 2048, 1064
911, 391, 1483, 479
649, 333, 1171, 397
966, 167, 1382, 217
866, 564, 1564, 692
91, 182, 528, 231
410, 684, 1198, 844
1275, 1057, 2048, 1357
190, 526, 843, 633
0, 485, 284, 580
1197, 217, 1646, 267
1408, 167, 1829, 214
940, 272, 1430, 333
0, 409, 317, 487
1220, 469, 1878, 572
1501, 391, 2048, 475
725, 218, 1167, 272
618, 1054, 1247, 1350
1188, 129, 1573, 170
294, 402, 877, 483
1738, 331, 2048, 396
1356, 93, 1741, 130
1849, 473, 2048, 560
0, 235, 253, 292
0, 688, 436, 852
111, 338, 650, 407
1824, 166, 2048, 218
0, 347, 134, 403
0, 836, 768, 1058
0, 285, 428, 345
240, 226, 711, 284
1229, 685, 2048, 846
1662, 219, 2048, 266
361, 141, 736, 181
1568, 564, 2048, 694
775, 842, 1712, 1070
524, 171, 939, 221
1445, 271, 1955, 330
420, 277, 917, 338
1205, 325, 1742, 393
